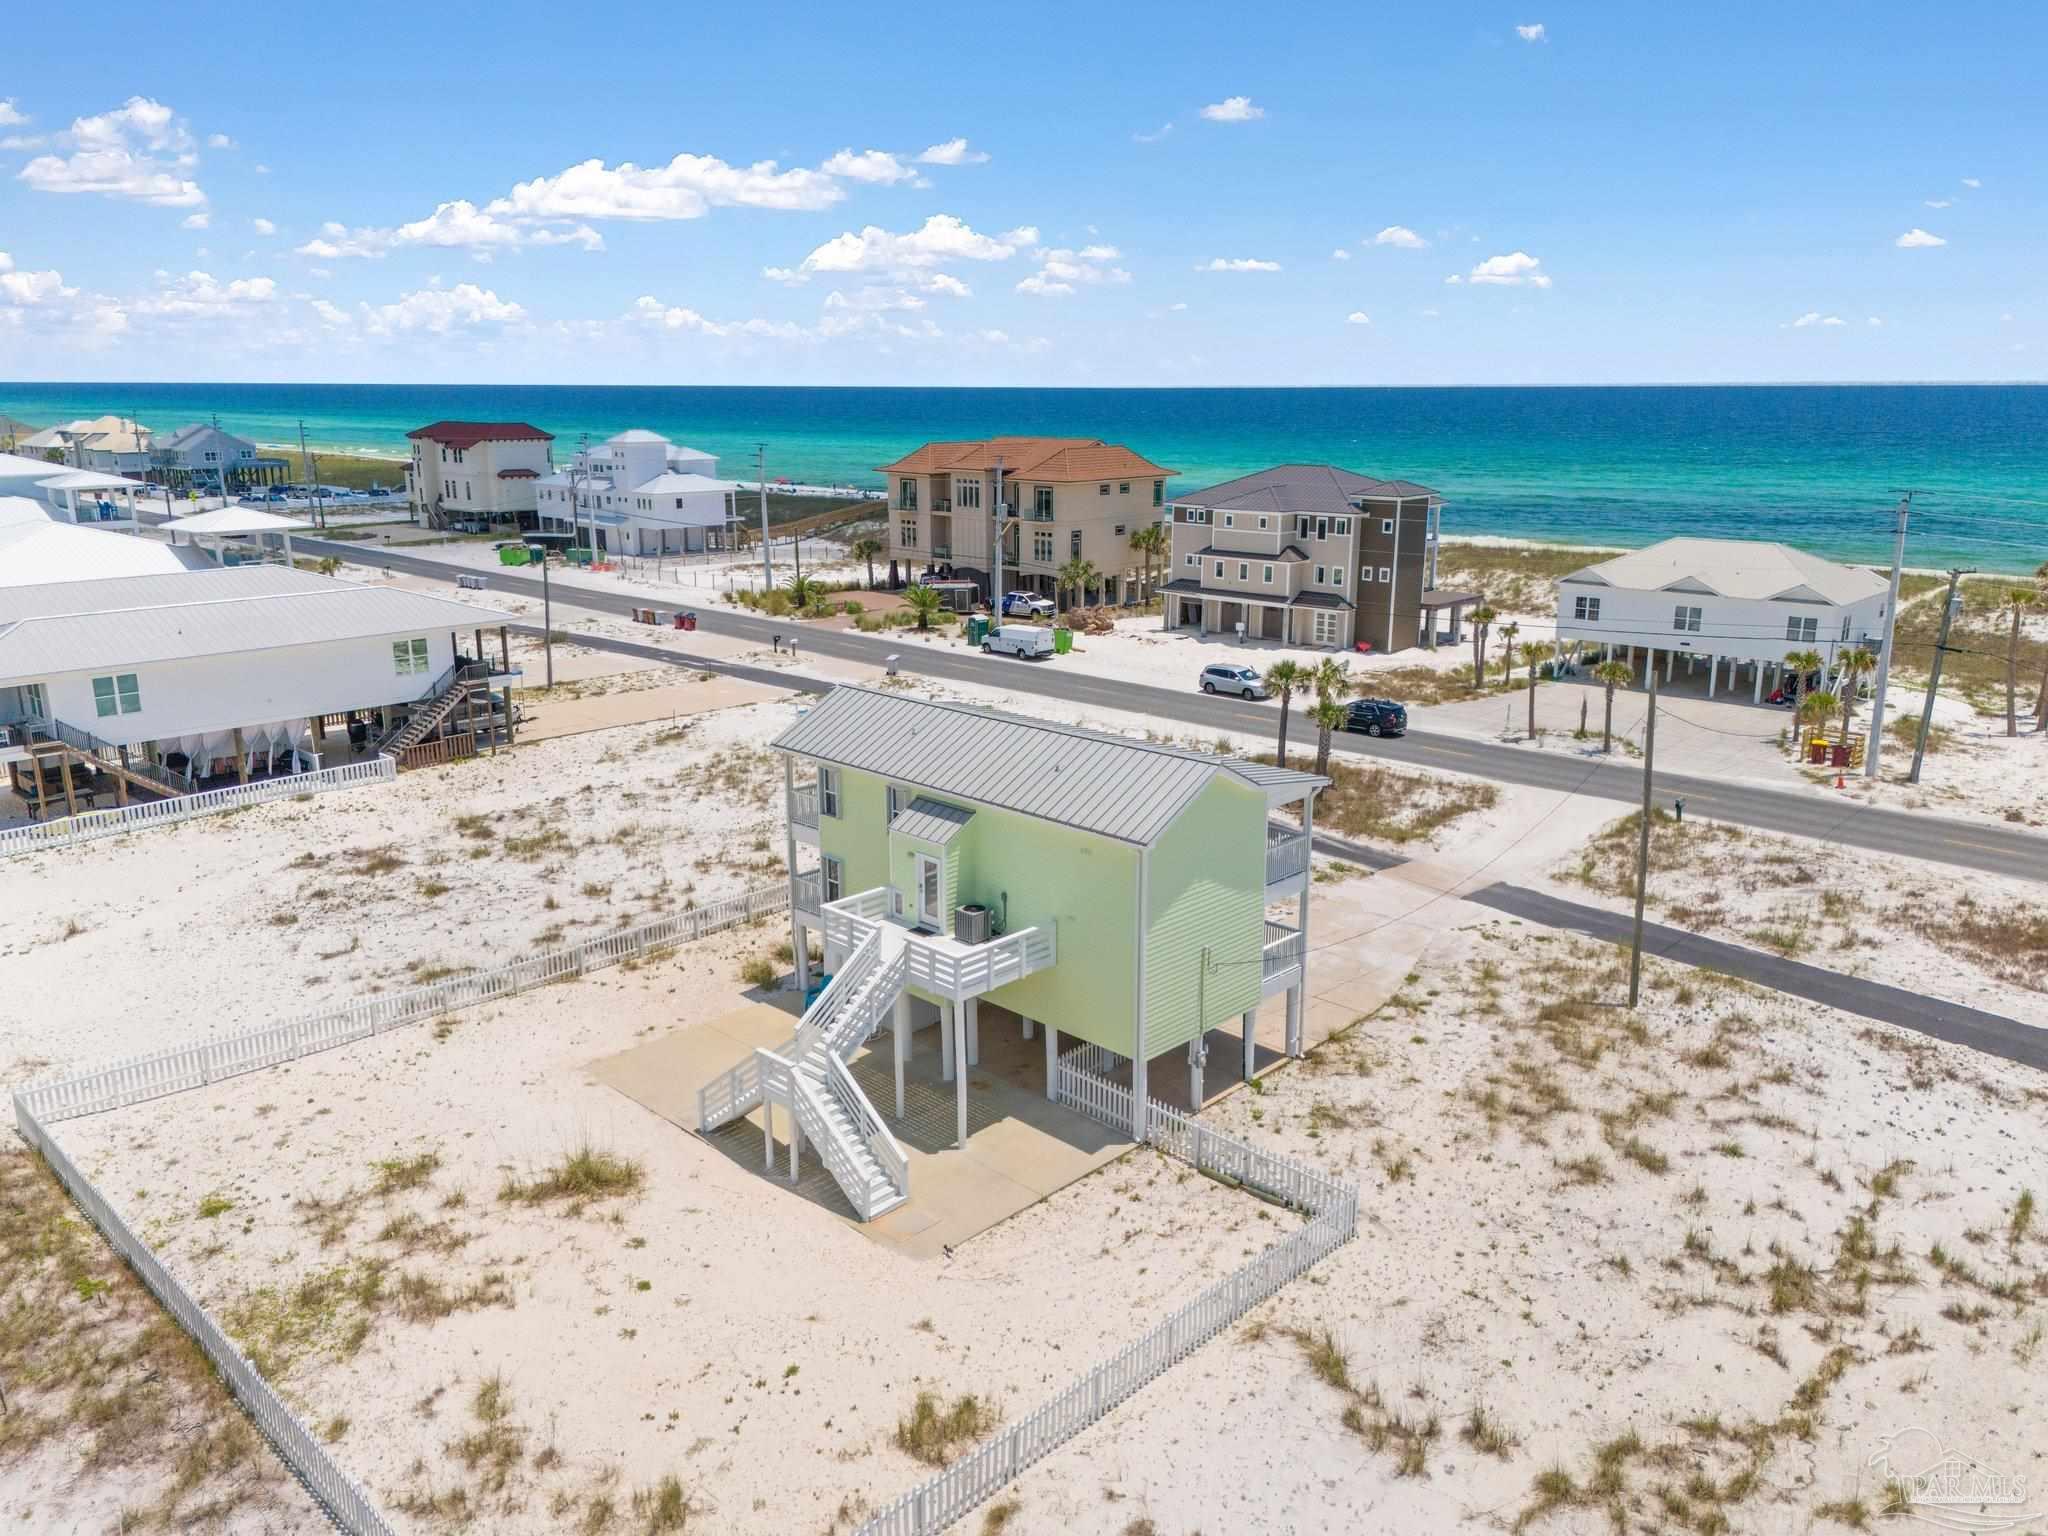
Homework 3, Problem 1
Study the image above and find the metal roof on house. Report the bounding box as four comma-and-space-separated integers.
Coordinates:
164, 508, 310, 535
0, 500, 213, 588
1560, 538, 1887, 605
774, 685, 1324, 845
1173, 464, 1440, 518
891, 796, 975, 844
1191, 544, 1311, 562
0, 566, 512, 678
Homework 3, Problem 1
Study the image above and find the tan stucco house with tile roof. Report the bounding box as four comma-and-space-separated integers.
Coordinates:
877, 436, 1176, 607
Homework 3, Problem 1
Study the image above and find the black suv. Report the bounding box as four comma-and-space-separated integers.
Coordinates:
1344, 698, 1407, 737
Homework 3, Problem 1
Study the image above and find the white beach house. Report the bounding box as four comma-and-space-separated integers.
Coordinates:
19, 415, 155, 475
1553, 537, 1890, 700
534, 429, 743, 556
0, 495, 205, 590
0, 565, 518, 810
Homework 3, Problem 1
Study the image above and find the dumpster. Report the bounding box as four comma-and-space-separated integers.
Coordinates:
1807, 739, 1827, 764
1052, 626, 1073, 655
498, 545, 530, 567
566, 546, 593, 567
965, 615, 990, 646
680, 611, 698, 631
1829, 743, 1850, 768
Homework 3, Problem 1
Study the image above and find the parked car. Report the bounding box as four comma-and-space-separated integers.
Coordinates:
982, 623, 1055, 659
1344, 698, 1407, 737
1199, 664, 1267, 698
1001, 590, 1056, 619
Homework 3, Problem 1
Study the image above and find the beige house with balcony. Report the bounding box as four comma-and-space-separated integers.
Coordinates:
876, 436, 1175, 607
1163, 464, 1466, 652
405, 421, 555, 530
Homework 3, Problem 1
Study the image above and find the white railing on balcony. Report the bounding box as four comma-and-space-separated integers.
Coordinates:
1262, 922, 1303, 987
792, 868, 824, 915
823, 886, 891, 955
1265, 826, 1311, 886
901, 920, 1056, 1002
789, 780, 820, 829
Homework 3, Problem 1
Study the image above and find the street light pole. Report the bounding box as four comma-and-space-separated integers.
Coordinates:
1627, 651, 1659, 1008
1908, 568, 1966, 785
757, 443, 773, 594
1863, 494, 1910, 779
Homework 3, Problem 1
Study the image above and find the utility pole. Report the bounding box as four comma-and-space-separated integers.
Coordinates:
1908, 568, 1967, 784
1627, 651, 1659, 1008
540, 549, 555, 689
572, 432, 590, 555
297, 420, 313, 510
757, 443, 773, 595
990, 454, 1006, 614
1863, 493, 1910, 778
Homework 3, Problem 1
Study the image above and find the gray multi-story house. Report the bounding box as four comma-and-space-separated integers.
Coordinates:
153, 423, 291, 494
1162, 464, 1467, 652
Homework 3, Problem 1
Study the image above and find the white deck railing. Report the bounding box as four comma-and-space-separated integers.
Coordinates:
0, 756, 394, 860
899, 919, 1057, 1003
20, 877, 788, 1126
855, 1051, 1358, 1536
792, 868, 824, 915
1262, 922, 1304, 989
789, 780, 820, 829
826, 1051, 909, 1204
1265, 826, 1311, 886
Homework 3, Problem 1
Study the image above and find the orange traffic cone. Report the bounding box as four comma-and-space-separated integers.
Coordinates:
1834, 773, 1846, 790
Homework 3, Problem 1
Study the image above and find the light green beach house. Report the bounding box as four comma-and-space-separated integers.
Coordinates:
700, 684, 1324, 1220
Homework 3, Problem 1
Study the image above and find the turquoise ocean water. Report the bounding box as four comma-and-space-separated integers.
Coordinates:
1, 383, 2041, 572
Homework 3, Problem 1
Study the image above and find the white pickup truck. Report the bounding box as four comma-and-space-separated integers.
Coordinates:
981, 623, 1054, 659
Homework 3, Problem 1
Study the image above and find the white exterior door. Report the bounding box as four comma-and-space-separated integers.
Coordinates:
915, 854, 942, 929
1312, 610, 1341, 646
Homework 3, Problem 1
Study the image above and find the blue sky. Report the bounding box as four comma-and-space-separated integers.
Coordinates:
0, 0, 2039, 385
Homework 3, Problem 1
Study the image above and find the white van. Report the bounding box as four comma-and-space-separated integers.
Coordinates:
981, 623, 1054, 660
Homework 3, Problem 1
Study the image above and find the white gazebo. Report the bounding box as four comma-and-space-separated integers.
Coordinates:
37, 470, 144, 531
165, 506, 312, 568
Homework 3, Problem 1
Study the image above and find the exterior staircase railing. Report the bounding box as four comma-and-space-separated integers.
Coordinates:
375, 662, 491, 758
43, 717, 192, 797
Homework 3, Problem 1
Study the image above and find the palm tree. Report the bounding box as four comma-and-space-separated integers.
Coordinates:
2031, 561, 2048, 728
1836, 647, 1878, 744
849, 535, 882, 590
1056, 556, 1098, 612
1782, 647, 1823, 753
1520, 640, 1554, 737
1798, 690, 1839, 760
1469, 602, 1498, 690
783, 573, 823, 610
1498, 622, 1522, 687
903, 583, 944, 632
1308, 658, 1353, 777
1592, 658, 1634, 752
1128, 524, 1166, 607
1263, 659, 1308, 765
2000, 586, 2035, 737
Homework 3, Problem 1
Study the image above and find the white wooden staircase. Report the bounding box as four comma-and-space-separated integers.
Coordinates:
699, 914, 910, 1220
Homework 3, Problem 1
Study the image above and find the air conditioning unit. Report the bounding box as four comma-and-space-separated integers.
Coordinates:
954, 904, 991, 946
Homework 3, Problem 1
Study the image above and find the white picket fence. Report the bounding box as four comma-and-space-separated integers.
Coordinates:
17, 878, 789, 1125
14, 1093, 398, 1536
0, 756, 396, 859
853, 1051, 1359, 1536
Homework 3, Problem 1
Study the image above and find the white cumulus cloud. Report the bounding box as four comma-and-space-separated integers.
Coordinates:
1330, 248, 1352, 261
1789, 312, 1845, 328
1371, 225, 1428, 249
917, 138, 989, 165
488, 152, 842, 221
1467, 250, 1551, 286
251, 217, 276, 235
1516, 22, 1547, 41
296, 199, 602, 259
1346, 311, 1371, 325
1199, 96, 1264, 122
1895, 228, 1946, 248
132, 269, 278, 318
1133, 122, 1174, 144
1961, 177, 1981, 188
363, 282, 525, 336
181, 211, 210, 230
822, 148, 920, 185
0, 100, 28, 127
1197, 257, 1281, 272
0, 250, 76, 306
206, 132, 234, 149
1017, 245, 1130, 297
787, 215, 1039, 279
18, 96, 205, 207
1924, 198, 1951, 208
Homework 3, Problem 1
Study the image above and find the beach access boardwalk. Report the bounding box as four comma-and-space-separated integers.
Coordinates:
305, 539, 2048, 888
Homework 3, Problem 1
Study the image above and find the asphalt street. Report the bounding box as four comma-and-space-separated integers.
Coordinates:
310, 539, 2048, 887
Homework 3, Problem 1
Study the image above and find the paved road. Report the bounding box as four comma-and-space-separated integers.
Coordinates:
507, 623, 2041, 1070
1466, 884, 2046, 1072
314, 540, 2048, 885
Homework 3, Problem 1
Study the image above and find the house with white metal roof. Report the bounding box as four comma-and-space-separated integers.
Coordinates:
534, 430, 741, 556
697, 684, 1326, 1220
1554, 536, 1890, 701
0, 495, 211, 588
0, 565, 519, 807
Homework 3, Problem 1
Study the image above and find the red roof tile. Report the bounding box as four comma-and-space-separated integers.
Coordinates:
406, 420, 554, 449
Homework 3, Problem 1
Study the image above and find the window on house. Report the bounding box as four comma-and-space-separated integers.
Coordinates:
1238, 562, 1250, 581
1332, 566, 1345, 587
1673, 605, 1703, 633
821, 855, 844, 904
1381, 518, 1394, 535
899, 478, 918, 511
1152, 480, 1163, 506
1118, 482, 1130, 495
1185, 552, 1198, 567
818, 768, 840, 818
1262, 564, 1274, 583
1358, 566, 1373, 584
1223, 513, 1234, 528
1573, 595, 1602, 622
1333, 518, 1349, 535
1070, 530, 1082, 557
900, 519, 918, 547
886, 784, 905, 822
1035, 531, 1054, 562
1378, 566, 1391, 582
1098, 483, 1110, 496
392, 637, 430, 676
1214, 561, 1225, 578
1315, 518, 1329, 540
1840, 615, 1852, 641
1257, 515, 1268, 529
955, 476, 981, 510
1114, 523, 1125, 535
91, 672, 141, 717
1315, 565, 1327, 583
1034, 485, 1053, 517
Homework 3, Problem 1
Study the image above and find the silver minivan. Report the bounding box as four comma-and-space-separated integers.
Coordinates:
1199, 664, 1266, 698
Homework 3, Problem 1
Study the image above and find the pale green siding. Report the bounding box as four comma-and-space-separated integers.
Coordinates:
888, 826, 959, 928
1142, 776, 1265, 1056
955, 810, 1139, 1053
816, 766, 890, 894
